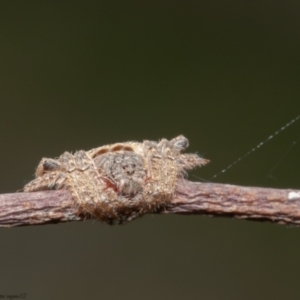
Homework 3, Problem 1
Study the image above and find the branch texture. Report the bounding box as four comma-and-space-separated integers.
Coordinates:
164, 180, 300, 224
1, 179, 300, 227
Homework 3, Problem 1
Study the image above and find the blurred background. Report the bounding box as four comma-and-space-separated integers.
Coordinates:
0, 1, 300, 299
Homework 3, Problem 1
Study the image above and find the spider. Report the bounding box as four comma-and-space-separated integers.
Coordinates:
23, 135, 209, 224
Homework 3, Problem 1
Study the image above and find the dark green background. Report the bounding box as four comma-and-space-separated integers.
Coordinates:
0, 1, 300, 300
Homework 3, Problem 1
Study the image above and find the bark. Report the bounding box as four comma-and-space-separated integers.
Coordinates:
1, 179, 300, 227
164, 180, 300, 225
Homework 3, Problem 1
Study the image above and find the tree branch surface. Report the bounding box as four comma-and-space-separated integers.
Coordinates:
1, 179, 300, 227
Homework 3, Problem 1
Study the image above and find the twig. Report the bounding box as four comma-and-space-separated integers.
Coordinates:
164, 179, 300, 225
1, 179, 300, 227
0, 190, 82, 227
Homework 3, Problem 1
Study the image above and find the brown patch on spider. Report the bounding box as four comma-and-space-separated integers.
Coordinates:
23, 135, 209, 224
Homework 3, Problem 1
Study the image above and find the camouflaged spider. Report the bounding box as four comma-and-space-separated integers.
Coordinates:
23, 135, 209, 224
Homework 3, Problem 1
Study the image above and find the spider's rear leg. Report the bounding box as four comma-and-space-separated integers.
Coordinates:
170, 135, 189, 153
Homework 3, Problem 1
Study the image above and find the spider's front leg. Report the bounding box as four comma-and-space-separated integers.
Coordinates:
35, 158, 62, 176
23, 157, 65, 192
